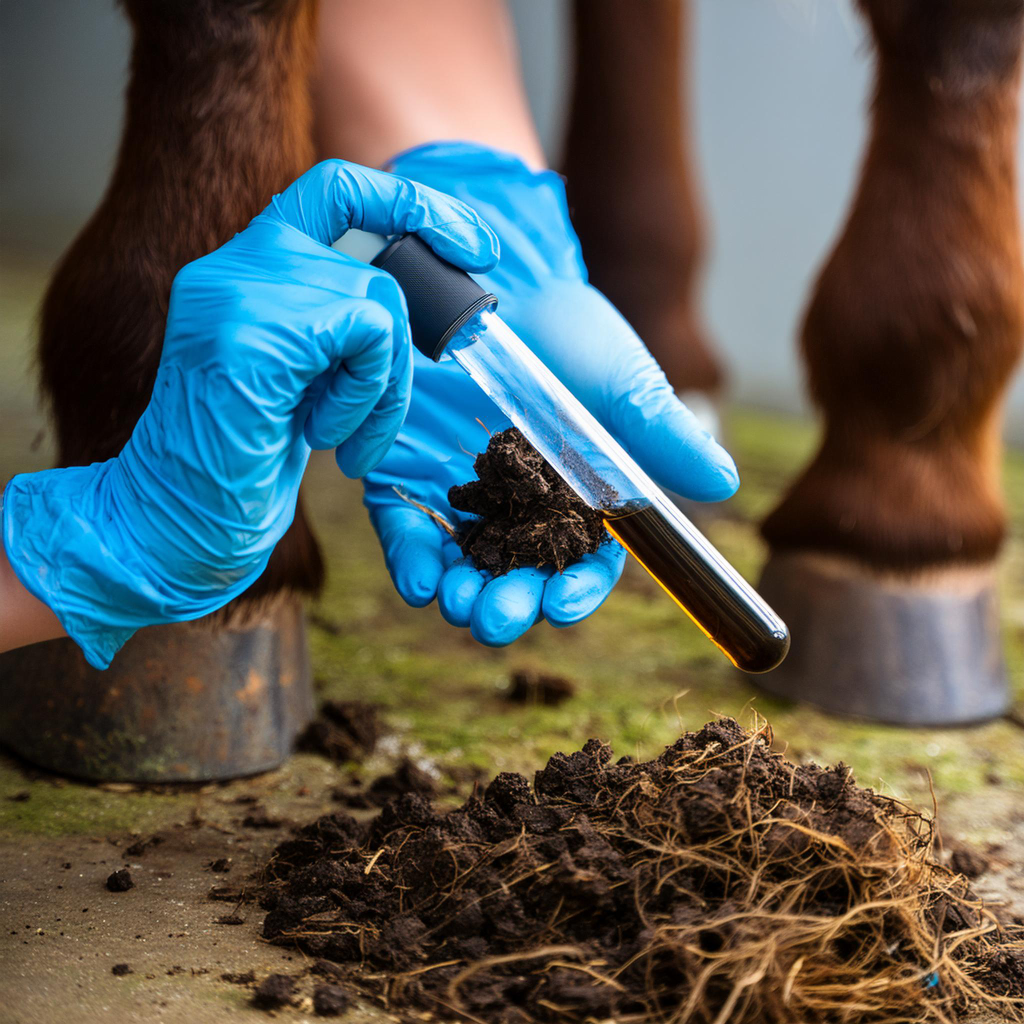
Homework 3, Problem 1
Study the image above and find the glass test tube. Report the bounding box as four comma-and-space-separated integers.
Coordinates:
445, 310, 790, 673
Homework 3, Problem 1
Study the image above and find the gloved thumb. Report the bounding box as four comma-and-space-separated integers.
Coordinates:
265, 160, 500, 274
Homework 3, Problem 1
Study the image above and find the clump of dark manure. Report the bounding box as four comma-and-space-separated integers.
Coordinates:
364, 758, 437, 807
312, 983, 352, 1016
950, 843, 990, 880
297, 700, 380, 764
252, 973, 297, 1009
105, 868, 133, 892
506, 668, 576, 706
448, 427, 607, 576
259, 718, 1023, 1023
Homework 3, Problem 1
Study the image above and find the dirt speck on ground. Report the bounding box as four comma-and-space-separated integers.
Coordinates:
207, 884, 243, 902
448, 427, 608, 575
366, 758, 437, 807
951, 843, 991, 879
241, 808, 284, 830
221, 970, 256, 985
506, 668, 577, 706
312, 983, 352, 1016
110, 963, 131, 976
124, 835, 163, 857
252, 973, 297, 1010
296, 700, 380, 764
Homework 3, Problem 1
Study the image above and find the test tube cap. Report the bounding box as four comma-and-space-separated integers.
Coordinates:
371, 234, 498, 361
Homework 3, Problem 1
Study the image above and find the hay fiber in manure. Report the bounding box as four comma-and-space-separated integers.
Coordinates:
260, 717, 1024, 1023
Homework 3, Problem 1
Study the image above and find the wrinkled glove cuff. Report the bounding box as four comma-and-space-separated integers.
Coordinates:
386, 140, 545, 180
4, 464, 136, 668
3, 462, 265, 670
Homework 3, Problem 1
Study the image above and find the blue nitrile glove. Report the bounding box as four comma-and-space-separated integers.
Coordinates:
363, 142, 738, 646
2, 160, 498, 669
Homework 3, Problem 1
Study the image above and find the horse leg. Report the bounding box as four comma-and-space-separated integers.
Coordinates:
759, 0, 1024, 724
0, 1, 323, 780
562, 0, 725, 413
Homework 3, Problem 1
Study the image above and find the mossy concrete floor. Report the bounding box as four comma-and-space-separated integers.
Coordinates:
1, 254, 1022, 1022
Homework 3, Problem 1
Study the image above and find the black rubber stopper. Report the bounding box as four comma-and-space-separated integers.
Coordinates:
371, 234, 498, 361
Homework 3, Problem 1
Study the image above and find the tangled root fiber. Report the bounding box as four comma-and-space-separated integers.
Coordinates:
260, 717, 1023, 1023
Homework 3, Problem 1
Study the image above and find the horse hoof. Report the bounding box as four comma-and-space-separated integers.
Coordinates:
754, 552, 1009, 726
0, 594, 314, 782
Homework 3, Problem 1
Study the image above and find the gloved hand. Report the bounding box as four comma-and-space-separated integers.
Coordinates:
2, 159, 498, 669
364, 142, 739, 646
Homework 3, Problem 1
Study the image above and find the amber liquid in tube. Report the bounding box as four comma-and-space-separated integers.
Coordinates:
604, 503, 790, 673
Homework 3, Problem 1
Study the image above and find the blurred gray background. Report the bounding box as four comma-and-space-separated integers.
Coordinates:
3, 0, 1023, 439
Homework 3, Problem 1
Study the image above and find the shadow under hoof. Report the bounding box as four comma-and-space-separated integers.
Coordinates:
0, 594, 313, 782
754, 552, 1008, 727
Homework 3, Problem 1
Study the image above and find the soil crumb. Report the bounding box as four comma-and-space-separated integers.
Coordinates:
951, 844, 991, 880
105, 868, 133, 892
365, 758, 437, 807
221, 971, 256, 985
252, 973, 296, 1010
208, 885, 242, 902
506, 668, 576, 706
312, 983, 353, 1016
242, 807, 284, 830
260, 717, 1023, 1023
297, 700, 381, 763
448, 427, 607, 575
124, 835, 162, 857
111, 963, 132, 976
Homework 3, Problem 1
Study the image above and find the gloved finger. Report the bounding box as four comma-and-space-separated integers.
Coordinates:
267, 160, 500, 273
368, 504, 445, 607
469, 567, 552, 647
304, 300, 395, 452
437, 557, 488, 628
441, 536, 465, 567
336, 316, 414, 478
607, 367, 739, 502
541, 541, 627, 628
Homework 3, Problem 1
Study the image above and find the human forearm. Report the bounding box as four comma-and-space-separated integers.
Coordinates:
0, 527, 66, 653
313, 0, 545, 169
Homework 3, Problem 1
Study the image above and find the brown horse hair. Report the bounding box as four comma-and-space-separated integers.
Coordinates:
562, 0, 725, 396
762, 0, 1024, 572
38, 0, 324, 601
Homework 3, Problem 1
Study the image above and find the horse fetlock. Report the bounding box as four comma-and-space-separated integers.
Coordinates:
761, 432, 1007, 573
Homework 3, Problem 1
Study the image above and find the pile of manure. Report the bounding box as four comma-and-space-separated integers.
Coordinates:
259, 717, 1023, 1023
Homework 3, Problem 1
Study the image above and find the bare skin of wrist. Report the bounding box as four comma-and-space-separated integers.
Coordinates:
0, 534, 66, 653
314, 0, 546, 170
